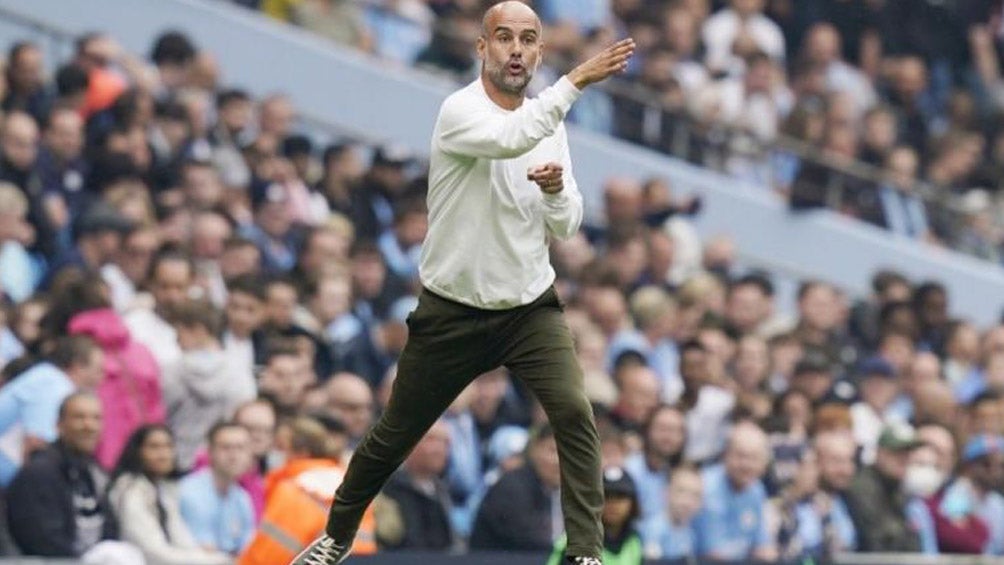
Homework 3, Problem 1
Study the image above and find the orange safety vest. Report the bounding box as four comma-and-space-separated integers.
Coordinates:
239, 460, 377, 565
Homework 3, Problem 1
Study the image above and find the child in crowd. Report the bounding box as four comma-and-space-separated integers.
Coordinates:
643, 466, 703, 562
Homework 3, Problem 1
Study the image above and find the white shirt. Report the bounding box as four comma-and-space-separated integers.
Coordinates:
421, 76, 585, 309
684, 385, 736, 463
124, 307, 181, 374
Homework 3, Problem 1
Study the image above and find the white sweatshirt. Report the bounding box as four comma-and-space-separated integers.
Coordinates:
420, 75, 584, 309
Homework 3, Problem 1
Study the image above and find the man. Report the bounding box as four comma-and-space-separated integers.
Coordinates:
851, 356, 904, 464
34, 105, 89, 254
693, 421, 777, 562
928, 435, 1004, 555
259, 340, 317, 416
678, 340, 735, 463
471, 424, 563, 552
0, 335, 104, 486
6, 392, 144, 564
794, 430, 858, 558
623, 404, 686, 534
323, 372, 374, 448
292, 3, 634, 564
377, 420, 454, 550
123, 248, 194, 371
179, 422, 256, 556
845, 423, 924, 552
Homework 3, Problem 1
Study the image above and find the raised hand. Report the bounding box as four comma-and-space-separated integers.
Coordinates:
566, 38, 635, 90
527, 162, 564, 194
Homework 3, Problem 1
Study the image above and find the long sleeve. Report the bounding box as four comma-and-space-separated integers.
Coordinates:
436, 77, 581, 160
7, 462, 77, 556
114, 478, 232, 565
542, 125, 584, 240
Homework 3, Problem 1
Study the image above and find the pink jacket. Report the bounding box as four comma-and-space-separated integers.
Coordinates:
68, 308, 166, 469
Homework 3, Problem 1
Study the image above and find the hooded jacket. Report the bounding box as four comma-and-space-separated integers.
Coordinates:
67, 308, 166, 469
163, 348, 255, 470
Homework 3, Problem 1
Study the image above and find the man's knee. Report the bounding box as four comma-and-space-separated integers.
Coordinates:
545, 392, 594, 429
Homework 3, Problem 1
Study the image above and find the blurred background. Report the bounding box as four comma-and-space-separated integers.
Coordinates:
0, 0, 1003, 564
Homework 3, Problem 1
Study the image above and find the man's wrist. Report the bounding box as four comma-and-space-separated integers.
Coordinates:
565, 71, 588, 91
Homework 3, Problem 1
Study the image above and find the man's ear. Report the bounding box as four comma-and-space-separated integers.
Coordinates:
476, 36, 486, 61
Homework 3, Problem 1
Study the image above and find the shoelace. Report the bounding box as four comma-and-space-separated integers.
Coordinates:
304, 537, 343, 565
571, 558, 602, 565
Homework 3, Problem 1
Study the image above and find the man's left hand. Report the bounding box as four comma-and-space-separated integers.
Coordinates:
528, 162, 564, 194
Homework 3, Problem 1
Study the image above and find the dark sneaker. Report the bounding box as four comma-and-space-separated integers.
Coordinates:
289, 534, 352, 565
567, 557, 602, 565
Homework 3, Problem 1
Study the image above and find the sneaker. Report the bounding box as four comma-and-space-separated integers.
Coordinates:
289, 534, 352, 565
567, 557, 602, 565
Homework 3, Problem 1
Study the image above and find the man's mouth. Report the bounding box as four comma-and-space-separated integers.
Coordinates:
507, 61, 525, 75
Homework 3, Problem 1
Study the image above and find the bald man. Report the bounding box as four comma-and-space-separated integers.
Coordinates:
292, 3, 634, 564
693, 422, 778, 562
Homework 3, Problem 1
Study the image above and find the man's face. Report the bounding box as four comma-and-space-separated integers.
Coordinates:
876, 447, 911, 482
58, 396, 103, 455
260, 355, 313, 410
618, 366, 659, 425
45, 111, 84, 162
680, 348, 708, 388
724, 436, 768, 490
265, 284, 298, 328
817, 439, 856, 491
530, 436, 560, 490
302, 231, 349, 274
406, 422, 450, 476
210, 426, 253, 481
119, 230, 159, 284
69, 348, 105, 390
11, 47, 43, 91
727, 285, 767, 333
2, 116, 39, 170
646, 408, 685, 460
226, 290, 264, 338
235, 403, 276, 457
152, 259, 193, 311
477, 4, 543, 97
326, 379, 374, 440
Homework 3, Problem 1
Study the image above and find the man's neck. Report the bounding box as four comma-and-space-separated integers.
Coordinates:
644, 451, 669, 472
480, 74, 524, 111
211, 469, 233, 495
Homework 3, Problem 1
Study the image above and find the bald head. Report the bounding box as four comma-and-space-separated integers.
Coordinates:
325, 372, 374, 439
482, 1, 540, 37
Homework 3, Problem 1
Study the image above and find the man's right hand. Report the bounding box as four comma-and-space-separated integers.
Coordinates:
566, 38, 636, 90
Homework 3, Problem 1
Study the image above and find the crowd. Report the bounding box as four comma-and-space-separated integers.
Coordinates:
245, 0, 1004, 266
0, 4, 1003, 565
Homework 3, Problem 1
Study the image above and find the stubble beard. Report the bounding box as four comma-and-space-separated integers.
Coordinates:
485, 59, 532, 96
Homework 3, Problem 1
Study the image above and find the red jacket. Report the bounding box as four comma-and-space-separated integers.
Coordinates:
927, 483, 990, 554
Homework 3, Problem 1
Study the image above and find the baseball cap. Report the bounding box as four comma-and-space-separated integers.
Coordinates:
250, 181, 289, 210
603, 466, 637, 498
962, 435, 1004, 463
858, 356, 896, 380
372, 143, 414, 167
878, 422, 923, 452
73, 202, 134, 240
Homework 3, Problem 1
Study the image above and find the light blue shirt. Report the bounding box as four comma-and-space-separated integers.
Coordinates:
607, 330, 681, 399
906, 497, 938, 555
641, 515, 694, 560
694, 465, 771, 560
939, 478, 1004, 555
178, 468, 255, 555
0, 327, 24, 367
0, 362, 75, 486
537, 0, 610, 31
623, 451, 669, 530
0, 240, 37, 303
795, 495, 857, 556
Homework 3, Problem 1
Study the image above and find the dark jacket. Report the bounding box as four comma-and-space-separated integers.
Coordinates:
470, 464, 558, 552
845, 465, 921, 552
380, 469, 454, 550
6, 442, 118, 556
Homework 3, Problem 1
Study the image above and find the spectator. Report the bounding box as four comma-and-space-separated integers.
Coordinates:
124, 248, 194, 372
874, 146, 931, 241
59, 275, 165, 470
164, 299, 256, 469
0, 182, 37, 303
2, 42, 50, 122
607, 286, 681, 400
242, 182, 300, 273
42, 201, 133, 290
378, 419, 455, 550
291, 0, 372, 51
794, 430, 858, 558
623, 404, 686, 533
701, 0, 785, 77
323, 372, 375, 448
6, 392, 144, 563
179, 422, 255, 557
641, 465, 702, 561
846, 423, 924, 552
903, 443, 942, 554
693, 421, 777, 562
0, 335, 103, 485
929, 435, 1004, 555
107, 424, 231, 565
609, 362, 661, 438
471, 424, 563, 552
350, 145, 415, 241
103, 225, 161, 312
678, 340, 735, 463
255, 276, 334, 383
801, 23, 876, 116
547, 466, 644, 565
241, 416, 376, 564
222, 275, 266, 387
851, 356, 904, 464
257, 339, 315, 416
35, 105, 89, 244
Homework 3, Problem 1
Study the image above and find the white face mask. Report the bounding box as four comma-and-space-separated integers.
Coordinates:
902, 464, 944, 498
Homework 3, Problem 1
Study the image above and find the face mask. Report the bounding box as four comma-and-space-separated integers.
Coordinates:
902, 464, 944, 498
